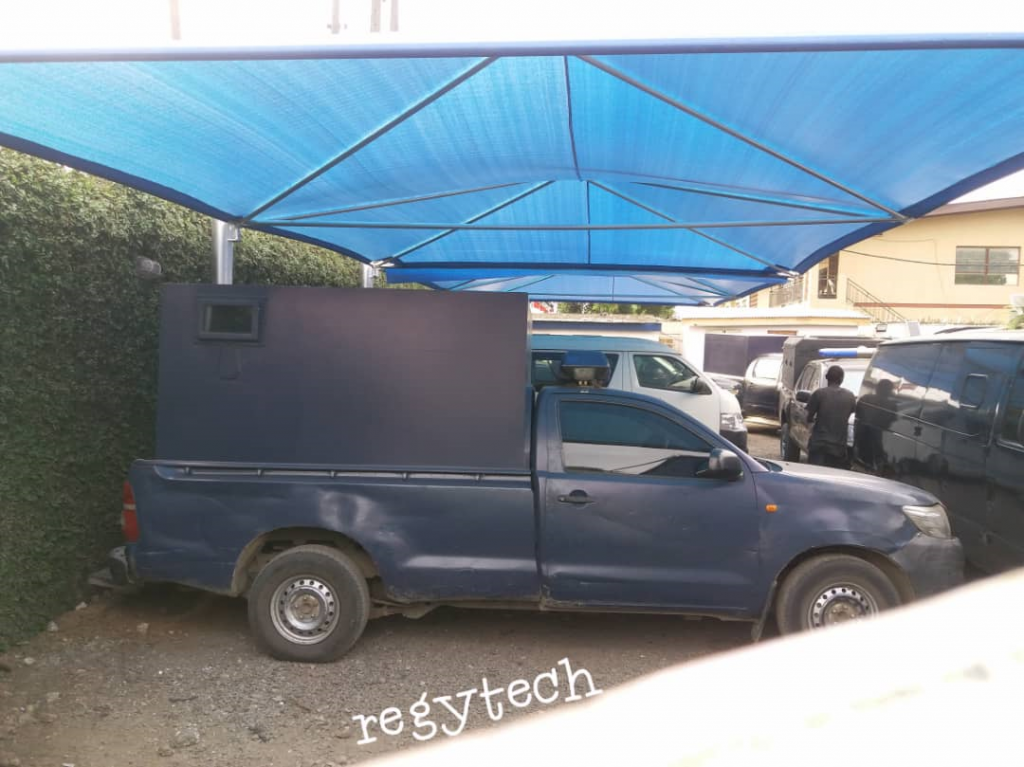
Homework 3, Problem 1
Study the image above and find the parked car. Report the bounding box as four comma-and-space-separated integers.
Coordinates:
852, 330, 1024, 573
530, 334, 748, 451
709, 372, 743, 399
779, 357, 869, 463
777, 336, 880, 461
740, 353, 782, 423
100, 285, 965, 663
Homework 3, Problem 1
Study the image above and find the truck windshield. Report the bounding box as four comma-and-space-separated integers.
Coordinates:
842, 369, 866, 394
751, 357, 781, 380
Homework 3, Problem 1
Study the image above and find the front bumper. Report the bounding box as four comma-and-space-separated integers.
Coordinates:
891, 534, 965, 599
722, 427, 748, 453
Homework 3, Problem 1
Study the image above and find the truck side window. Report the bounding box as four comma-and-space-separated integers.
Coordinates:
633, 355, 698, 392
796, 364, 817, 393
999, 368, 1024, 447
920, 343, 965, 425
559, 401, 711, 478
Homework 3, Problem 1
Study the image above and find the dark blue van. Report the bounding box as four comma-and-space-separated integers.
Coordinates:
853, 330, 1024, 572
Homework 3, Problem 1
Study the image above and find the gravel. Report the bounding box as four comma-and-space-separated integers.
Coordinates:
0, 584, 752, 766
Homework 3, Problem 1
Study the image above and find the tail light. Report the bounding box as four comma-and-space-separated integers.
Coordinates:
121, 481, 140, 542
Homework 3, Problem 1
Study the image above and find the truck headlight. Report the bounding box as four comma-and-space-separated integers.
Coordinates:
720, 411, 745, 433
902, 503, 951, 539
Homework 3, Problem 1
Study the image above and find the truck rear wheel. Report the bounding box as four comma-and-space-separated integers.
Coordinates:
775, 554, 900, 634
247, 544, 370, 662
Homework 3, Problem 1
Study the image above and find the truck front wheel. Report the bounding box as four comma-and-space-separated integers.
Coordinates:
775, 554, 900, 634
247, 544, 370, 662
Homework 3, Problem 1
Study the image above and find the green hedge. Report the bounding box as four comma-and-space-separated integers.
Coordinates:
0, 150, 360, 649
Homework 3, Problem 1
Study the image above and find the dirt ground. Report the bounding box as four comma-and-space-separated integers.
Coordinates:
0, 426, 780, 767
0, 590, 753, 767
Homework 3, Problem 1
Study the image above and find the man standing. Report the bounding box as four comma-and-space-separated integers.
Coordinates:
806, 365, 856, 469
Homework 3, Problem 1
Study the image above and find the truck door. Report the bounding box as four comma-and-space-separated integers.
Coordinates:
915, 342, 1013, 572
627, 352, 719, 433
986, 352, 1024, 571
743, 356, 782, 419
789, 363, 820, 453
536, 394, 760, 612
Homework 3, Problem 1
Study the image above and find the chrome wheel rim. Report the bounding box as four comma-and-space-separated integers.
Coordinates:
808, 583, 877, 628
270, 576, 338, 645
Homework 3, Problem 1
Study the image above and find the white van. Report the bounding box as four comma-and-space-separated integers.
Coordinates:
530, 334, 748, 451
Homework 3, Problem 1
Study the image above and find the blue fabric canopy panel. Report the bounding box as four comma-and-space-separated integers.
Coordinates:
1, 36, 1023, 303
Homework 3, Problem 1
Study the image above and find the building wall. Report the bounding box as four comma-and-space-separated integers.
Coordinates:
745, 205, 1023, 324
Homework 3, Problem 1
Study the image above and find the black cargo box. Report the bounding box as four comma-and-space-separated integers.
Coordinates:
780, 336, 881, 392
155, 284, 531, 471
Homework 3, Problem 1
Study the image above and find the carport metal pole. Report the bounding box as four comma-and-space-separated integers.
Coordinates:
212, 220, 239, 285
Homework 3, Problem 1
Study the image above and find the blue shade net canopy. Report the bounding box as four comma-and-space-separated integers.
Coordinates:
2, 36, 1024, 304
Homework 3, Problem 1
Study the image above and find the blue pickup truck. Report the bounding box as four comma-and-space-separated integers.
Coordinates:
104, 285, 963, 662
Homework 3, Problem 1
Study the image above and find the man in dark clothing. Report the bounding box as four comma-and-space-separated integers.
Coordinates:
806, 365, 857, 468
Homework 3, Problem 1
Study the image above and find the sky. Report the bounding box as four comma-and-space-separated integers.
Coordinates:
1, 0, 1023, 200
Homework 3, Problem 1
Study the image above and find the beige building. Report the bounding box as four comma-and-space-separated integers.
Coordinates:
734, 197, 1024, 325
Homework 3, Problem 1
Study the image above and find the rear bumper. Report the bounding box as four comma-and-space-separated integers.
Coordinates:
891, 534, 965, 599
722, 427, 748, 452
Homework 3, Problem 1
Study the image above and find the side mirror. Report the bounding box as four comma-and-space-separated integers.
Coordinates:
697, 448, 744, 481
795, 390, 811, 403
691, 377, 713, 395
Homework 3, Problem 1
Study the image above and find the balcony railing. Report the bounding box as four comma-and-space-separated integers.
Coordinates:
768, 275, 805, 307
845, 278, 907, 324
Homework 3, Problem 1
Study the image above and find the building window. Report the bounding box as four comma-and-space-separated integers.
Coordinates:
955, 247, 1020, 285
817, 254, 839, 298
749, 292, 758, 308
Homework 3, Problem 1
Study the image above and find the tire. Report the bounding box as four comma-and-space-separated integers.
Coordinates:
779, 422, 800, 462
775, 554, 900, 635
247, 544, 370, 663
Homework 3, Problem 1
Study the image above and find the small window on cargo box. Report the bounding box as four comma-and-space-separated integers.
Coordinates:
198, 300, 260, 341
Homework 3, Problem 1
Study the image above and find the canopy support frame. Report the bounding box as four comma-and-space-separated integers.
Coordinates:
275, 182, 526, 222
589, 180, 780, 270
241, 56, 498, 223
577, 54, 908, 222
385, 180, 555, 263
258, 216, 898, 230
212, 220, 240, 285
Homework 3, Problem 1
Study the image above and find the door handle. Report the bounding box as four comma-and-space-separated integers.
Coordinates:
558, 490, 593, 505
